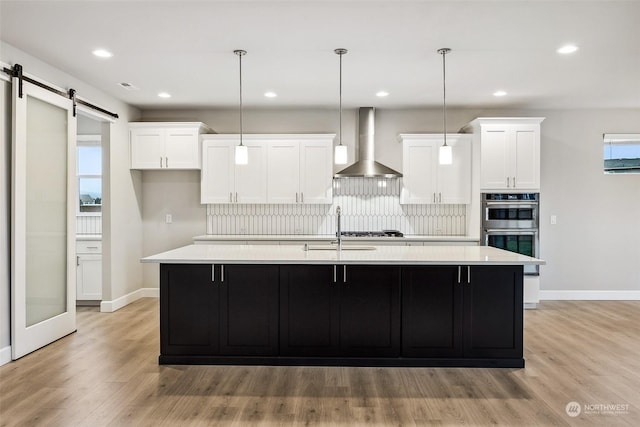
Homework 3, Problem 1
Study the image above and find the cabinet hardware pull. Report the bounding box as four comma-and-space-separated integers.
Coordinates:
86, 246, 98, 249
512, 177, 516, 188
433, 193, 436, 203
457, 266, 461, 283
301, 193, 304, 203
343, 265, 347, 283
221, 265, 224, 282
160, 157, 163, 168
211, 264, 215, 282
229, 192, 232, 203
506, 177, 510, 188
166, 157, 169, 168
333, 265, 337, 283
77, 256, 80, 267
296, 193, 299, 203
439, 192, 442, 203
235, 192, 238, 203
467, 266, 471, 284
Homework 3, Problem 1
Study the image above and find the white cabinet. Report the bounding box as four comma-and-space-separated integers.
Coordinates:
464, 118, 544, 191
399, 134, 471, 204
267, 137, 333, 204
201, 137, 267, 204
130, 122, 209, 170
76, 240, 102, 301
201, 134, 334, 205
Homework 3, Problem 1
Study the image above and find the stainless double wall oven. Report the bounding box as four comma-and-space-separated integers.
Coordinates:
481, 193, 539, 275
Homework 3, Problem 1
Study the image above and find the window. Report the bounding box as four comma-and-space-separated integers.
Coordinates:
604, 134, 640, 174
77, 135, 102, 215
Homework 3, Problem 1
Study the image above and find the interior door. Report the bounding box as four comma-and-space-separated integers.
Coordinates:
11, 78, 77, 359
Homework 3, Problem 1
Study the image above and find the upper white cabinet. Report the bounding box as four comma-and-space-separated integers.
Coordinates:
464, 118, 544, 191
201, 134, 334, 204
130, 122, 209, 170
201, 137, 267, 204
399, 134, 472, 205
267, 136, 334, 204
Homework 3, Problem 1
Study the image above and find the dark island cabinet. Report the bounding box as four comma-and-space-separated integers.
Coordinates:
279, 265, 401, 357
401, 265, 523, 361
160, 264, 279, 360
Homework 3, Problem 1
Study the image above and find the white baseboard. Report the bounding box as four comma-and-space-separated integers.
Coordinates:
100, 287, 159, 313
540, 290, 640, 301
0, 346, 11, 366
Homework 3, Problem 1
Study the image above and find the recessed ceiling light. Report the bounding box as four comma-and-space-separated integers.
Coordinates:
92, 49, 113, 58
118, 82, 140, 91
493, 90, 507, 97
557, 44, 578, 54
376, 91, 389, 97
158, 92, 171, 98
264, 91, 277, 98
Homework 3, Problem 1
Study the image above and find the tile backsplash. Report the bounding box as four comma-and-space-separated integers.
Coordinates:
77, 216, 102, 235
206, 178, 467, 236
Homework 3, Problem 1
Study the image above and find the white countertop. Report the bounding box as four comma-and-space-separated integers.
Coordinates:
193, 234, 479, 243
142, 244, 544, 266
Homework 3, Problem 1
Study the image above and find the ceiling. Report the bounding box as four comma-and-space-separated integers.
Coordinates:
1, 0, 639, 110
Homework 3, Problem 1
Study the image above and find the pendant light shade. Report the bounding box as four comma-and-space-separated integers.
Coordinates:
438, 48, 453, 165
234, 49, 248, 165
334, 48, 348, 165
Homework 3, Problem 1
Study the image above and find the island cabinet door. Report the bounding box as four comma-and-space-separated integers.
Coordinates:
338, 265, 401, 357
218, 265, 280, 356
279, 265, 340, 356
463, 265, 523, 359
401, 266, 464, 358
160, 264, 219, 355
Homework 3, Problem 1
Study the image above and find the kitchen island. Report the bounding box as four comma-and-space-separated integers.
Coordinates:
143, 244, 544, 367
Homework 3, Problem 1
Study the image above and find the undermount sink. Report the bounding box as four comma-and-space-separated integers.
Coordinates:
305, 245, 377, 251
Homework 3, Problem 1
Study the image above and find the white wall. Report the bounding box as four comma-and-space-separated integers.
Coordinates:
0, 78, 10, 359
141, 107, 640, 296
0, 41, 144, 349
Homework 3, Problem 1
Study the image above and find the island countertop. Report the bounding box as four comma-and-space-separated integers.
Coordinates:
142, 244, 544, 266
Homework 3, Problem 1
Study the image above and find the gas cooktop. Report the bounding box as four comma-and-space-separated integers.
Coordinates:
340, 230, 404, 238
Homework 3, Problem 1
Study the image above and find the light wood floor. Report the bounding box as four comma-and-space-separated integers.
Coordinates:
1, 299, 639, 426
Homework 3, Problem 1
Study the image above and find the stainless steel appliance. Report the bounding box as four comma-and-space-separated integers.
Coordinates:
481, 193, 539, 275
340, 230, 404, 237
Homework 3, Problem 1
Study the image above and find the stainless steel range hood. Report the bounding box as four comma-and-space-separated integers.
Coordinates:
334, 107, 402, 178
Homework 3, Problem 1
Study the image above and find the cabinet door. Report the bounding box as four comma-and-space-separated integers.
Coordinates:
280, 265, 340, 356
512, 126, 540, 189
130, 128, 164, 169
219, 265, 279, 356
235, 142, 267, 203
438, 137, 471, 204
480, 127, 510, 190
267, 140, 300, 204
401, 266, 463, 357
160, 264, 219, 355
164, 127, 200, 169
401, 141, 437, 204
76, 254, 102, 300
463, 265, 523, 359
339, 265, 401, 357
201, 141, 234, 204
300, 140, 333, 204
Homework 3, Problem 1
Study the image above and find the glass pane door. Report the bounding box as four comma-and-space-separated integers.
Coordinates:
11, 79, 76, 359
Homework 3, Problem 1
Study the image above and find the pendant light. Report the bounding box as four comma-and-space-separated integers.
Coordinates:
334, 48, 348, 165
234, 49, 248, 165
438, 48, 453, 165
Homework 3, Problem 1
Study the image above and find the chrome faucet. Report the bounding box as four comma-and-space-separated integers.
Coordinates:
336, 206, 342, 251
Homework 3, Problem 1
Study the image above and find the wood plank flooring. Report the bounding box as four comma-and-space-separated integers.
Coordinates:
1, 299, 639, 426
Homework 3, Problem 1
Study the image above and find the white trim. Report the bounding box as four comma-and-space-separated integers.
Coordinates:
0, 346, 11, 366
100, 288, 159, 313
540, 290, 640, 301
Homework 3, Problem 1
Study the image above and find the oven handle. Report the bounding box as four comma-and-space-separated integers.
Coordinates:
484, 201, 538, 208
484, 228, 538, 235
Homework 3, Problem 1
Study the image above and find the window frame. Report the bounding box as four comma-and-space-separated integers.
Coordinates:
76, 134, 102, 216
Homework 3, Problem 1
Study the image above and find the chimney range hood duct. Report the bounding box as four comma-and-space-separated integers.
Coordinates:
334, 107, 402, 178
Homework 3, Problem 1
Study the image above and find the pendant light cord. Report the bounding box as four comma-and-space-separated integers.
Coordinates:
440, 48, 449, 147
335, 48, 347, 146
234, 50, 246, 147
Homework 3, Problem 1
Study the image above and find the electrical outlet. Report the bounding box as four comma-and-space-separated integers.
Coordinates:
550, 215, 557, 225
165, 214, 172, 224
